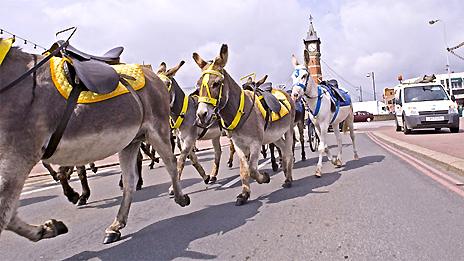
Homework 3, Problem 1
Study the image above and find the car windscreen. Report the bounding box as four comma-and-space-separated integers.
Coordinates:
404, 85, 449, 103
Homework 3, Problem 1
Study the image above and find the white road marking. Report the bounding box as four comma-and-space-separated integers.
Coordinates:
221, 158, 272, 188
21, 166, 121, 196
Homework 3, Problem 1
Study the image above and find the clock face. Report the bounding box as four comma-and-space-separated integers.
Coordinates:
307, 43, 317, 52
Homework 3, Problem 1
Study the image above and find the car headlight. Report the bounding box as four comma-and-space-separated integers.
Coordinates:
407, 106, 419, 115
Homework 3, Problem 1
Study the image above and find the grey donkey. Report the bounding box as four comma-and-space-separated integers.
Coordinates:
0, 44, 190, 244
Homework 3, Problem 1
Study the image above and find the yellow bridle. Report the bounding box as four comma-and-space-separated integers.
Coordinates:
158, 73, 189, 129
198, 63, 245, 130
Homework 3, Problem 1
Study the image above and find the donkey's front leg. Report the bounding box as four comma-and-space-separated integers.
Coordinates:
233, 145, 252, 206
209, 136, 222, 183
57, 166, 80, 204
7, 212, 68, 242
227, 140, 235, 168
104, 141, 141, 244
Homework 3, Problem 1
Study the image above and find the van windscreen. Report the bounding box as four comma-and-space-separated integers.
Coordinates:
404, 85, 448, 103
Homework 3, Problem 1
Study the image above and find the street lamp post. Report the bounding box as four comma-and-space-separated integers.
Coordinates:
366, 72, 376, 101
366, 72, 378, 114
429, 19, 453, 96
356, 86, 363, 102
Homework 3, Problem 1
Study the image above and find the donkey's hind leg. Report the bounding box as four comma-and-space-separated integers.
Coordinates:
148, 129, 190, 207
76, 166, 91, 206
104, 141, 140, 244
274, 129, 294, 188
269, 143, 279, 172
209, 136, 222, 183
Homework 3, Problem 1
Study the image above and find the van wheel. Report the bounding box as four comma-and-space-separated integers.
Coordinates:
435, 128, 441, 132
402, 117, 411, 134
395, 119, 401, 132
450, 127, 459, 133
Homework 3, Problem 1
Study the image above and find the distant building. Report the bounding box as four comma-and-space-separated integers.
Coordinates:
383, 87, 395, 113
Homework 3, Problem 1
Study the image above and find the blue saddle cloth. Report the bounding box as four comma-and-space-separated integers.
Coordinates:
295, 98, 304, 112
322, 86, 351, 107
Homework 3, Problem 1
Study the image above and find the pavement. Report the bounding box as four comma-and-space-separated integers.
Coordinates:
367, 118, 464, 175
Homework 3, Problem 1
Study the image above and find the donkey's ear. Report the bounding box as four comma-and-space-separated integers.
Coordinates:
291, 54, 300, 67
246, 77, 253, 84
256, 75, 268, 87
304, 50, 310, 66
193, 53, 207, 69
157, 62, 167, 74
165, 60, 185, 77
215, 44, 228, 67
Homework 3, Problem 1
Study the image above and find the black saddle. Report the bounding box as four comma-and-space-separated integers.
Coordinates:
50, 40, 124, 94
321, 79, 346, 103
257, 82, 282, 114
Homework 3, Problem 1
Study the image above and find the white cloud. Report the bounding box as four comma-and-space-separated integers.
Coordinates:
2, 0, 463, 100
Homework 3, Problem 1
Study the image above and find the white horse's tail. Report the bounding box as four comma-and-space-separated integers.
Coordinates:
342, 104, 354, 134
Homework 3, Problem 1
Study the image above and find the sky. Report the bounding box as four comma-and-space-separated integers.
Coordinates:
2, 0, 464, 101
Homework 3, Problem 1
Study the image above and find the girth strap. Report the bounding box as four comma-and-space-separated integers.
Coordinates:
308, 86, 323, 117
170, 95, 189, 129
330, 101, 340, 124
42, 84, 83, 160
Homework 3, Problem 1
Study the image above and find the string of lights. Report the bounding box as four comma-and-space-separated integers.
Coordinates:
0, 28, 47, 51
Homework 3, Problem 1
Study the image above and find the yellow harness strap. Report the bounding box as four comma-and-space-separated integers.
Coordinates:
221, 89, 245, 130
198, 63, 224, 106
170, 95, 189, 129
0, 38, 15, 65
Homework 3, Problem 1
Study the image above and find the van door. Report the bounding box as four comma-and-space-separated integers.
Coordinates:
395, 89, 403, 127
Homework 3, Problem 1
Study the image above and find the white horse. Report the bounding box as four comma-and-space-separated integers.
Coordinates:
290, 50, 358, 177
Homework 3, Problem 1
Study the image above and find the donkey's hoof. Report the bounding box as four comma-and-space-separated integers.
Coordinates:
43, 219, 68, 238
103, 231, 121, 244
68, 192, 80, 205
91, 167, 98, 173
149, 164, 154, 169
175, 194, 190, 207
118, 179, 123, 189
235, 193, 250, 206
302, 154, 306, 161
354, 154, 359, 160
315, 169, 322, 178
77, 197, 88, 206
335, 159, 343, 168
136, 183, 143, 191
227, 161, 233, 168
168, 189, 174, 196
262, 172, 271, 184
209, 176, 217, 184
203, 175, 211, 184
272, 163, 279, 172
282, 180, 292, 188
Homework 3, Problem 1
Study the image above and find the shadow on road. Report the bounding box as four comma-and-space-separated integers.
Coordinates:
63, 200, 263, 260
19, 195, 58, 207
79, 178, 199, 209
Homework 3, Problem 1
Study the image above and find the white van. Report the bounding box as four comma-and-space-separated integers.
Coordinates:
394, 82, 460, 134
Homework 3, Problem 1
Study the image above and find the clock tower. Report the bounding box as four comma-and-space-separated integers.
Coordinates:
303, 15, 322, 84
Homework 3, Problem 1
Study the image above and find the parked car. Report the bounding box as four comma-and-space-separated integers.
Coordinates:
354, 111, 374, 122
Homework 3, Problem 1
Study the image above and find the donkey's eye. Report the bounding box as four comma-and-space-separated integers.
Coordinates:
212, 81, 221, 88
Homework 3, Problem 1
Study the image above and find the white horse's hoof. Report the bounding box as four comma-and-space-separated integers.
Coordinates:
335, 159, 343, 167
315, 169, 322, 178
354, 153, 359, 160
